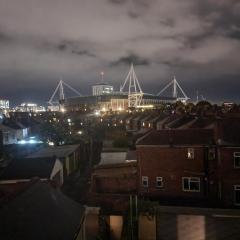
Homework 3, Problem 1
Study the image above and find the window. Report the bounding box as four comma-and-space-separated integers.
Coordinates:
156, 177, 163, 188
234, 185, 240, 205
142, 176, 148, 187
234, 152, 240, 168
182, 177, 200, 192
187, 148, 194, 159
208, 148, 215, 160
4, 132, 9, 143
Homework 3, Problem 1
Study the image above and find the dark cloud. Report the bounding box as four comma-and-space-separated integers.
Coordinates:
71, 50, 96, 57
111, 54, 150, 66
0, 0, 239, 104
108, 0, 127, 4
0, 31, 11, 43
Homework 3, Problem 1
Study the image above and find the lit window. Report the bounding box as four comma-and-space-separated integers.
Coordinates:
142, 176, 148, 187
234, 185, 240, 205
187, 148, 194, 159
234, 152, 240, 168
156, 177, 163, 188
182, 177, 200, 192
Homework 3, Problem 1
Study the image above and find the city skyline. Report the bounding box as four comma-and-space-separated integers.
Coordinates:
0, 0, 240, 105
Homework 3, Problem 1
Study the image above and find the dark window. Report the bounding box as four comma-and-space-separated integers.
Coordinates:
182, 177, 200, 192
208, 148, 215, 160
156, 177, 163, 188
234, 152, 240, 168
234, 186, 240, 205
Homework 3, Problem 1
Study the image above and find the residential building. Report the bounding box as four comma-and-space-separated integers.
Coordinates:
0, 122, 29, 145
136, 118, 240, 208
136, 129, 215, 206
27, 144, 82, 178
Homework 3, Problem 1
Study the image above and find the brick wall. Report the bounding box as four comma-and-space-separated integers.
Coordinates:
137, 146, 208, 201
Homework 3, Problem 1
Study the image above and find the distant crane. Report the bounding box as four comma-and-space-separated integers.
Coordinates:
120, 64, 143, 108
48, 79, 82, 105
157, 76, 189, 102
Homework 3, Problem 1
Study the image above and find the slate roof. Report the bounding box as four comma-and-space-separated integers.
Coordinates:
167, 115, 195, 128
27, 144, 80, 159
0, 181, 85, 240
220, 118, 240, 144
0, 157, 57, 180
136, 129, 214, 146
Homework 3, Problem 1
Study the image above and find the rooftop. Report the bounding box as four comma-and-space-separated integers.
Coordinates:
0, 157, 57, 180
136, 129, 214, 146
27, 144, 80, 159
0, 181, 85, 240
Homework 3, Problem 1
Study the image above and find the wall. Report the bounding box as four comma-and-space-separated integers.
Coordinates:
218, 147, 240, 207
137, 146, 207, 201
139, 207, 240, 240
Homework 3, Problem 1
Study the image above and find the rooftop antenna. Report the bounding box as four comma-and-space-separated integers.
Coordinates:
120, 63, 143, 107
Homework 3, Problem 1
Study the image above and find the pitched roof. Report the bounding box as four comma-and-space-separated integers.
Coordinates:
220, 118, 240, 144
27, 144, 80, 159
0, 157, 57, 180
0, 181, 85, 240
136, 129, 214, 146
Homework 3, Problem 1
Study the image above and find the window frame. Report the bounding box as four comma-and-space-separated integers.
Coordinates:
187, 148, 194, 159
234, 185, 240, 205
156, 177, 163, 188
234, 152, 240, 169
182, 177, 200, 192
142, 176, 149, 188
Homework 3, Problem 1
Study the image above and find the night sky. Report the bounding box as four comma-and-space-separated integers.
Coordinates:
0, 0, 240, 106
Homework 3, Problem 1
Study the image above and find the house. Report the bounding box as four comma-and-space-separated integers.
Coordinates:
92, 150, 137, 193
143, 113, 167, 130
27, 144, 82, 178
214, 118, 240, 207
136, 119, 240, 208
0, 180, 86, 240
0, 156, 64, 192
0, 123, 28, 145
156, 114, 179, 130
89, 150, 137, 212
136, 129, 215, 206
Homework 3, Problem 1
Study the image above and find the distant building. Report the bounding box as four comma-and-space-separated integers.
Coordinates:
14, 103, 46, 112
92, 83, 114, 96
64, 94, 175, 112
0, 123, 29, 145
0, 99, 9, 110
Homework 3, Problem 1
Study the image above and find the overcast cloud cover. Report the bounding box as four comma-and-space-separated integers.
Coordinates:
0, 0, 240, 105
